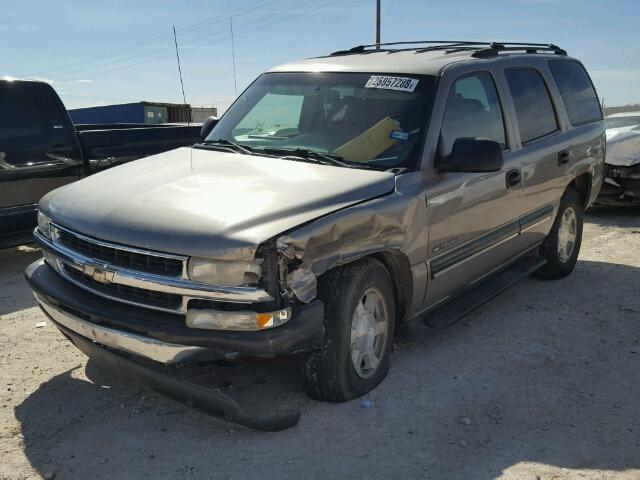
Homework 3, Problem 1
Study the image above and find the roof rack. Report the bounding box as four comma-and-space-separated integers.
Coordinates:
329, 41, 567, 57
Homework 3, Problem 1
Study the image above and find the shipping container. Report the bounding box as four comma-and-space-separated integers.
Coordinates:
68, 103, 145, 124
68, 101, 200, 125
191, 106, 218, 123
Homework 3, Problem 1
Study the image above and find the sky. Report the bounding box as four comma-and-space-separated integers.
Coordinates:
2, 0, 639, 112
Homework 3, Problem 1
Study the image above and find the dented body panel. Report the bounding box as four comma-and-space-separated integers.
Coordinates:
277, 172, 428, 305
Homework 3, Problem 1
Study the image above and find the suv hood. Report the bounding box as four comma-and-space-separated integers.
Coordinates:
42, 147, 395, 259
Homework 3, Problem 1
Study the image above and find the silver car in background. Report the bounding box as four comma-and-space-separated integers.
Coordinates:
598, 112, 640, 205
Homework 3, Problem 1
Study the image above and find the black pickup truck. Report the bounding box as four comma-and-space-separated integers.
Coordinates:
0, 79, 202, 248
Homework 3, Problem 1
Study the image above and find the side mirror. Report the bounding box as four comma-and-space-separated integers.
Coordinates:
437, 137, 503, 173
200, 116, 219, 141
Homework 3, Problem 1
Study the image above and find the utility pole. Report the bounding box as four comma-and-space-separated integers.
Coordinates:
376, 0, 381, 48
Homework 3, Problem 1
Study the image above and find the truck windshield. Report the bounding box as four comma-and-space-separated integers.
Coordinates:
207, 72, 436, 170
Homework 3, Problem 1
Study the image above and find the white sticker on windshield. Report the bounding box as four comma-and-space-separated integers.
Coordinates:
365, 75, 419, 92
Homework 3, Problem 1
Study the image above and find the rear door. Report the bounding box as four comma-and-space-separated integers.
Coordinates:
500, 66, 564, 249
0, 83, 81, 235
422, 67, 525, 307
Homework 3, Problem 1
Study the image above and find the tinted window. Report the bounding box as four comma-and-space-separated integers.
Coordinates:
0, 88, 45, 138
440, 72, 506, 157
505, 68, 558, 144
549, 60, 601, 126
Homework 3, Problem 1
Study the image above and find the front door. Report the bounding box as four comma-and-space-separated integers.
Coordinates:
421, 69, 524, 307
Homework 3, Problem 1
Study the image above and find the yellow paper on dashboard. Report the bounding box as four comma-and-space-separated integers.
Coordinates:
333, 116, 399, 162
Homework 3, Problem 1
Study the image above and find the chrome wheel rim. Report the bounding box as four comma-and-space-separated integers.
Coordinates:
557, 206, 577, 263
350, 287, 389, 379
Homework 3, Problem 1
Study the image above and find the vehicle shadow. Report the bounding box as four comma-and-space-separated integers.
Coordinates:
587, 205, 640, 228
13, 258, 640, 479
0, 246, 40, 317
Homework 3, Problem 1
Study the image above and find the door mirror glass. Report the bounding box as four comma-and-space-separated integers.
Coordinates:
200, 116, 219, 141
437, 137, 503, 173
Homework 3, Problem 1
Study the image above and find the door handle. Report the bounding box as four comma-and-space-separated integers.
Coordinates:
506, 169, 521, 188
558, 150, 570, 166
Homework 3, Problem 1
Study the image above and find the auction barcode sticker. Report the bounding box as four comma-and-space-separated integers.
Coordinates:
365, 75, 419, 92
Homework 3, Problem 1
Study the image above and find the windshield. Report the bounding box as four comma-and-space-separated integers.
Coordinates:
207, 72, 436, 170
605, 116, 640, 129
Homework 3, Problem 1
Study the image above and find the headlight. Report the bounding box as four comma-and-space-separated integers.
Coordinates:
37, 211, 51, 239
186, 307, 291, 331
187, 257, 262, 286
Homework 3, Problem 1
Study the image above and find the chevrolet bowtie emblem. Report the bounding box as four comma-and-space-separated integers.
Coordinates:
82, 263, 116, 284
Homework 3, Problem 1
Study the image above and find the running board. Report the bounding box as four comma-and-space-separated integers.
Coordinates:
414, 252, 546, 333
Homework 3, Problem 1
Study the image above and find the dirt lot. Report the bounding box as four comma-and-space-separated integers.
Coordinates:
1, 207, 639, 480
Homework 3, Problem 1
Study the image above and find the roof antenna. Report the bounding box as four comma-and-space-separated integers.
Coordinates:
172, 25, 189, 124
230, 17, 238, 96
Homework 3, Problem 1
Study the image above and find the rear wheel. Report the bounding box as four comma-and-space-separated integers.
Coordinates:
303, 258, 395, 402
536, 188, 583, 279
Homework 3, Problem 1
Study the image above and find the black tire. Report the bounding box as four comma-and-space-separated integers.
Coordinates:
536, 188, 583, 279
303, 258, 396, 402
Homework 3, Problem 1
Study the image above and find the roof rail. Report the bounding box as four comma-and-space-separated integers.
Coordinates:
329, 41, 567, 57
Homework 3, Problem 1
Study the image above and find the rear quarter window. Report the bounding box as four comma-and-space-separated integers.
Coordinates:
548, 60, 602, 126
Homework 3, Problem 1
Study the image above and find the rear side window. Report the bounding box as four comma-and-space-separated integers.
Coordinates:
505, 68, 558, 144
548, 60, 602, 126
0, 87, 45, 138
439, 72, 507, 157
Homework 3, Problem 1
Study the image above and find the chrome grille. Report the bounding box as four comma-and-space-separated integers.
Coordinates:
56, 228, 183, 277
36, 224, 273, 314
63, 266, 183, 311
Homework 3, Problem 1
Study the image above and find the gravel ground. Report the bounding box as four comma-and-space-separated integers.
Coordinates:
1, 207, 639, 480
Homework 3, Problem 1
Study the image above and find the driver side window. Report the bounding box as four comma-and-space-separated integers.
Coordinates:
439, 72, 507, 158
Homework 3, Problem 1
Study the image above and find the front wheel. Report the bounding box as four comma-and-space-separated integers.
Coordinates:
303, 258, 395, 402
536, 188, 583, 279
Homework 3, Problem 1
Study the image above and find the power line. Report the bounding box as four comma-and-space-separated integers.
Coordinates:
48, 0, 334, 82
27, 0, 278, 78
48, 5, 288, 81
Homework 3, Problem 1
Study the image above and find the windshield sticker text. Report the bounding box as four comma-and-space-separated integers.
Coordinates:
390, 130, 410, 141
365, 76, 419, 92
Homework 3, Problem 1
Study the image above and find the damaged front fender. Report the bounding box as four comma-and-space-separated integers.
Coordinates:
277, 175, 428, 304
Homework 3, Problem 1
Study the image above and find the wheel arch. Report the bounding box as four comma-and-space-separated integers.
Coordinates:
314, 249, 414, 325
368, 250, 413, 324
569, 172, 592, 209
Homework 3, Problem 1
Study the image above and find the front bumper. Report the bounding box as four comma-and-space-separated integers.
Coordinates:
57, 322, 301, 431
596, 164, 640, 206
26, 259, 326, 362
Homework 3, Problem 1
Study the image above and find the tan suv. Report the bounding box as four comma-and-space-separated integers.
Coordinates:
28, 41, 604, 430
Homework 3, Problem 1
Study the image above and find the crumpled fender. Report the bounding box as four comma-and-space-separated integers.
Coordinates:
277, 185, 427, 303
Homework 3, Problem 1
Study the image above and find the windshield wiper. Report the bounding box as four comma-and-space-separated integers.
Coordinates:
260, 147, 366, 169
199, 138, 255, 155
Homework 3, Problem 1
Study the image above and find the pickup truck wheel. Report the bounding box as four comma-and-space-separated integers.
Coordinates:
303, 258, 395, 402
536, 188, 583, 279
